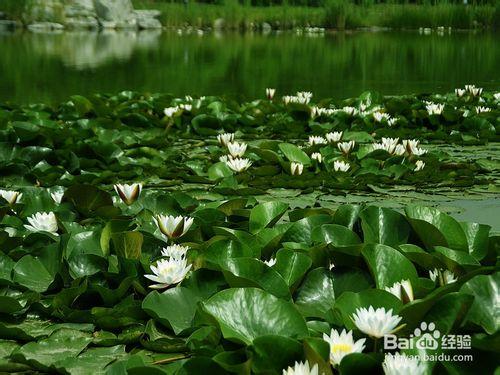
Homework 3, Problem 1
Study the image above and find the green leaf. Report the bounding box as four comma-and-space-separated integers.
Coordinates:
221, 258, 290, 299
11, 329, 92, 371
460, 273, 499, 334
278, 143, 311, 165
249, 335, 303, 374
142, 288, 202, 335
311, 224, 361, 246
55, 345, 126, 375
203, 288, 308, 345
249, 202, 289, 234
360, 206, 410, 246
274, 249, 312, 288
423, 292, 474, 334
460, 222, 490, 261
339, 353, 380, 375
111, 231, 143, 259
362, 244, 419, 289
295, 268, 336, 320
63, 184, 115, 217
281, 215, 332, 245
208, 162, 233, 180
13, 255, 54, 293
405, 206, 468, 251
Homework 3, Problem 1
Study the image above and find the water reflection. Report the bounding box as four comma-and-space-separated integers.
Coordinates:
18, 30, 161, 70
0, 30, 498, 103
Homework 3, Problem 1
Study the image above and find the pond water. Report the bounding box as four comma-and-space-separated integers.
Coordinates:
0, 30, 499, 104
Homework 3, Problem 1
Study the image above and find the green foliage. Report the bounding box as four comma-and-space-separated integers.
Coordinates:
0, 89, 498, 372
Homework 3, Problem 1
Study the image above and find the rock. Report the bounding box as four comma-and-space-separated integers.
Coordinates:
137, 17, 162, 30
27, 22, 65, 33
134, 9, 161, 19
213, 18, 226, 30
261, 22, 272, 33
134, 10, 162, 30
0, 20, 22, 31
65, 17, 99, 30
94, 0, 137, 28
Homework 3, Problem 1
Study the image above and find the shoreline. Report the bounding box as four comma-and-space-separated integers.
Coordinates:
1, 3, 498, 33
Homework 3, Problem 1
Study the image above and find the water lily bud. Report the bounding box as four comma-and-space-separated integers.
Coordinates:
154, 214, 194, 239
266, 88, 276, 100
0, 189, 22, 205
114, 183, 142, 205
290, 162, 304, 175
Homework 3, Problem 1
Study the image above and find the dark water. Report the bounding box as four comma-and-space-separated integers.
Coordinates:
0, 30, 499, 103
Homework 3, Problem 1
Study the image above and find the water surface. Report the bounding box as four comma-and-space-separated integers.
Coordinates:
0, 30, 499, 103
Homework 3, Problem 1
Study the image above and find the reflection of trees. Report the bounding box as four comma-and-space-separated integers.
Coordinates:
0, 31, 498, 103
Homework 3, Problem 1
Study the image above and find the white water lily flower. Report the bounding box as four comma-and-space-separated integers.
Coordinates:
266, 88, 276, 100
338, 140, 355, 155
179, 103, 192, 112
394, 144, 406, 156
50, 191, 64, 204
311, 107, 335, 118
219, 155, 231, 163
385, 279, 414, 302
154, 214, 194, 239
387, 117, 397, 127
282, 361, 318, 375
455, 88, 466, 97
412, 147, 427, 156
161, 244, 189, 259
227, 141, 247, 157
414, 160, 426, 171
341, 106, 358, 116
426, 103, 444, 115
475, 106, 491, 114
290, 162, 304, 176
226, 157, 252, 172
382, 353, 426, 375
429, 268, 457, 285
381, 137, 400, 154
308, 136, 327, 146
402, 139, 420, 155
465, 84, 482, 96
494, 93, 500, 101
297, 91, 313, 101
145, 256, 192, 289
325, 131, 343, 143
352, 306, 402, 338
323, 329, 366, 367
185, 95, 193, 102
373, 112, 391, 123
164, 106, 180, 118
264, 258, 276, 267
333, 160, 350, 172
217, 133, 235, 146
25, 212, 58, 235
0, 189, 22, 205
311, 152, 323, 163
114, 183, 142, 205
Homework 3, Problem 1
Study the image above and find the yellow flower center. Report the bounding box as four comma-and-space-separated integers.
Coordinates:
331, 343, 352, 354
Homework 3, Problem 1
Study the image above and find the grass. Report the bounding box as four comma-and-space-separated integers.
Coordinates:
133, 1, 497, 30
